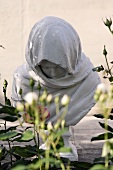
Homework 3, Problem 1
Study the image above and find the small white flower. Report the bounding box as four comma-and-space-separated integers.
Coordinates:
61, 94, 70, 106
24, 92, 38, 104
97, 83, 107, 93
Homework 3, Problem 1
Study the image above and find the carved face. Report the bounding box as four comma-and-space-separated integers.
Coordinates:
38, 60, 66, 79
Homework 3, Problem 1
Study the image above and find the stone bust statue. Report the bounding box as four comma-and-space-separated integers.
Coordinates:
11, 16, 101, 161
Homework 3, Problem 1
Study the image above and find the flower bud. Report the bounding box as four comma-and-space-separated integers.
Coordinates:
47, 122, 53, 131
3, 79, 8, 89
37, 81, 41, 90
24, 92, 38, 104
61, 94, 70, 106
40, 122, 45, 129
99, 94, 108, 102
29, 78, 35, 87
103, 46, 107, 56
94, 93, 100, 101
16, 102, 24, 112
104, 18, 112, 28
39, 90, 47, 102
46, 94, 52, 103
61, 120, 65, 128
54, 122, 59, 130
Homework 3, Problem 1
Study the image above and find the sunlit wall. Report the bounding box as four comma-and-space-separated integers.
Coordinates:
0, 0, 113, 104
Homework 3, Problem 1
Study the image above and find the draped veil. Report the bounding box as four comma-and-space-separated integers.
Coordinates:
12, 16, 101, 126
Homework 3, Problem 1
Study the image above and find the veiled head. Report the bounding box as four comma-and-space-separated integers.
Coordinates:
25, 16, 82, 76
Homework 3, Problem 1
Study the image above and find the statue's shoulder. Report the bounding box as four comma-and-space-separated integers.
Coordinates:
13, 63, 30, 80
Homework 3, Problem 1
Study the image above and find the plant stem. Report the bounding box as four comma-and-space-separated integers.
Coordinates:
52, 142, 66, 170
34, 125, 41, 160
45, 149, 49, 170
36, 127, 42, 170
105, 54, 112, 77
33, 125, 38, 147
104, 117, 108, 168
4, 121, 12, 166
31, 86, 33, 92
109, 27, 113, 35
0, 160, 2, 170
37, 131, 40, 151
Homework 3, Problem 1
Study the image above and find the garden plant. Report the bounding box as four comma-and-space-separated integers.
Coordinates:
0, 78, 75, 170
89, 17, 113, 170
0, 17, 113, 170
0, 78, 93, 170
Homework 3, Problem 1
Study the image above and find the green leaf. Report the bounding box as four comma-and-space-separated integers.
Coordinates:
91, 133, 113, 141
20, 130, 34, 141
0, 114, 18, 122
94, 114, 113, 120
54, 128, 67, 139
93, 157, 105, 164
99, 122, 113, 133
0, 105, 17, 116
58, 147, 71, 153
5, 98, 11, 106
0, 131, 18, 140
109, 77, 113, 82
70, 161, 92, 169
11, 159, 31, 170
0, 126, 18, 134
90, 164, 108, 170
109, 115, 113, 120
92, 65, 104, 72
30, 157, 57, 169
11, 165, 27, 170
0, 145, 6, 159
11, 130, 34, 142
110, 166, 113, 170
12, 145, 37, 158
0, 129, 7, 135
94, 114, 104, 119
103, 76, 108, 79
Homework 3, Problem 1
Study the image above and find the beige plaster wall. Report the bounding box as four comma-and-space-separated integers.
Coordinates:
0, 0, 113, 104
